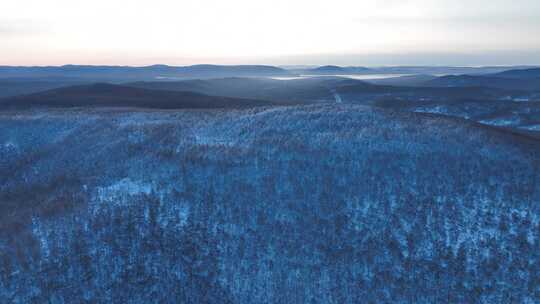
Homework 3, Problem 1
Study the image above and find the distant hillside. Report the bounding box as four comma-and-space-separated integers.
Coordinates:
127, 77, 540, 125
0, 64, 293, 81
373, 96, 540, 135
129, 77, 529, 106
0, 83, 274, 109
0, 77, 90, 98
336, 82, 525, 101
128, 77, 367, 103
423, 74, 540, 91
493, 68, 540, 79
371, 66, 536, 75
336, 81, 540, 131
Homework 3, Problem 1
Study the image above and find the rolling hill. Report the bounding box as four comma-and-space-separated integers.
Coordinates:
128, 77, 533, 106
373, 97, 540, 136
423, 74, 540, 91
0, 77, 91, 98
128, 77, 367, 103
0, 83, 277, 109
4, 77, 535, 137
336, 82, 527, 102
493, 67, 540, 79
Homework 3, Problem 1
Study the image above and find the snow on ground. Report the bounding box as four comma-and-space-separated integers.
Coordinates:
333, 93, 343, 104
91, 178, 153, 213
2, 141, 17, 150
479, 116, 520, 127
414, 106, 449, 115
520, 124, 540, 131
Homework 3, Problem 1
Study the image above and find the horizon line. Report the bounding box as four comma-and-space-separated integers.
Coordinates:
1, 63, 539, 68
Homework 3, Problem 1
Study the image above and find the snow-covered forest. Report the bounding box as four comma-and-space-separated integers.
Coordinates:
1, 104, 539, 303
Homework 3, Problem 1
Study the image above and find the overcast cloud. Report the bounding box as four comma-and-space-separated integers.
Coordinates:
1, 0, 539, 65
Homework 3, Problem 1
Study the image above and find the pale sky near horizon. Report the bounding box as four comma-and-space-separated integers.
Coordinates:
1, 0, 540, 66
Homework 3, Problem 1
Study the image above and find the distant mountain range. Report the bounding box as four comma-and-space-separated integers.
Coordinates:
417, 68, 540, 91
288, 65, 539, 76
300, 65, 373, 75
0, 64, 293, 81
3, 65, 537, 84
372, 66, 539, 75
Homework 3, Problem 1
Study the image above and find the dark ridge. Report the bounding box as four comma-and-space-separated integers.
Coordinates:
0, 77, 91, 98
337, 82, 526, 99
0, 83, 276, 109
127, 77, 368, 103
494, 67, 540, 79
424, 74, 540, 91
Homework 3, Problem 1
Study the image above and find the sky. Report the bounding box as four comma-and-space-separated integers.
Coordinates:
1, 0, 540, 66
